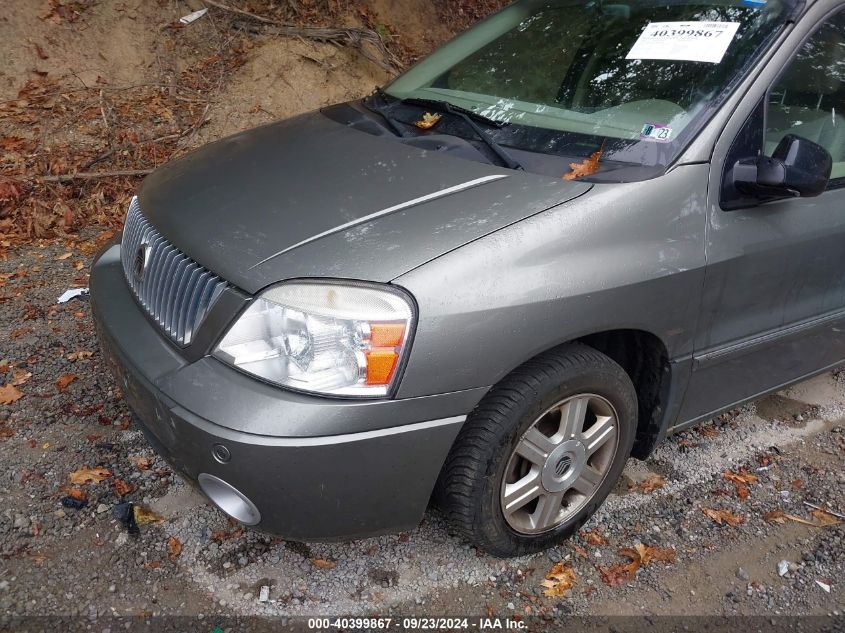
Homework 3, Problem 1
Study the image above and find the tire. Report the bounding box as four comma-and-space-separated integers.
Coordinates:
434, 343, 637, 557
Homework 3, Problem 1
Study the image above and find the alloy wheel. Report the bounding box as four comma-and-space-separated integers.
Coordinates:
500, 393, 619, 534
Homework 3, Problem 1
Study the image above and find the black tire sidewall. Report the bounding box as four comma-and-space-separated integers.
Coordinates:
474, 356, 636, 556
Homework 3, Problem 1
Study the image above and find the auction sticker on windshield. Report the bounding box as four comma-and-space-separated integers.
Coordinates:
627, 21, 741, 64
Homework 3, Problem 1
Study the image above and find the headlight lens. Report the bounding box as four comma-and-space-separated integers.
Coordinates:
213, 282, 414, 397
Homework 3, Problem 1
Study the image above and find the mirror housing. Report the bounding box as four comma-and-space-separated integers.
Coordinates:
732, 134, 832, 200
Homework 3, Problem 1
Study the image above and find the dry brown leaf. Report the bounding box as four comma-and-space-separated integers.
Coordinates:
541, 561, 576, 597
167, 536, 183, 559
68, 466, 112, 484
701, 507, 744, 527
563, 143, 604, 181
129, 455, 152, 471
55, 373, 78, 392
0, 384, 24, 404
55, 252, 72, 260
64, 486, 87, 501
810, 509, 842, 527
629, 474, 666, 493
698, 425, 718, 438
763, 510, 789, 524
736, 484, 750, 501
11, 369, 32, 386
580, 529, 608, 546
112, 479, 134, 497
598, 560, 638, 586
0, 427, 15, 440
414, 112, 442, 129
762, 509, 840, 527
310, 558, 336, 570
133, 505, 165, 525
67, 350, 92, 361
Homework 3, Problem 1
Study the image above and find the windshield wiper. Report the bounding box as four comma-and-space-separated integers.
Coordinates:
363, 88, 409, 138
401, 97, 523, 171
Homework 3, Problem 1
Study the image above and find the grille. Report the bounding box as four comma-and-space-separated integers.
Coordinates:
120, 197, 227, 346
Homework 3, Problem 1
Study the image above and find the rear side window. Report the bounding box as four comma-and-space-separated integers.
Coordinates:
766, 11, 845, 181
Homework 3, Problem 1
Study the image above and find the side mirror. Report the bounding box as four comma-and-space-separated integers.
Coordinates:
732, 134, 832, 200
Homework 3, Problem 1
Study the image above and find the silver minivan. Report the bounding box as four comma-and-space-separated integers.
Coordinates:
92, 0, 845, 556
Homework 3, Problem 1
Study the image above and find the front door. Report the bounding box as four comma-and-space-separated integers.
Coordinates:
679, 5, 845, 425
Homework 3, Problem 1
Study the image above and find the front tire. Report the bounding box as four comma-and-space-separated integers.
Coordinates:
435, 344, 637, 557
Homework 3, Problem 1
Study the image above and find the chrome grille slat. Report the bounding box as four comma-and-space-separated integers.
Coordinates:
120, 197, 228, 346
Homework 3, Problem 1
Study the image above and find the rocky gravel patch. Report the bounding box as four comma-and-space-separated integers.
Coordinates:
0, 234, 843, 623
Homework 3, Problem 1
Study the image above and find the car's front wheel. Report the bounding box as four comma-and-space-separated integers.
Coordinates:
435, 344, 637, 557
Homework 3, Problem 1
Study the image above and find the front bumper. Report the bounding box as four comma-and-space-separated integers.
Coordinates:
90, 245, 477, 540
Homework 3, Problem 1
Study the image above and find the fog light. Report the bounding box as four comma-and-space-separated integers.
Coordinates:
198, 473, 261, 525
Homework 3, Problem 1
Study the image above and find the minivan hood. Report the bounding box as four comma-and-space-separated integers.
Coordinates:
139, 111, 591, 294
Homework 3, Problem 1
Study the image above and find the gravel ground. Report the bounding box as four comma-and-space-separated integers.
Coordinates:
1, 232, 843, 625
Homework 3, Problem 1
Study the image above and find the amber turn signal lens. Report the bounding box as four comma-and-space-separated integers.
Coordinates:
365, 347, 399, 385
370, 323, 406, 347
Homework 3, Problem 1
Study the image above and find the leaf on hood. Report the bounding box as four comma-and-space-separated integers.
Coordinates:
55, 373, 78, 392
414, 112, 442, 130
541, 561, 576, 597
0, 384, 24, 405
310, 558, 336, 570
580, 529, 608, 546
563, 142, 604, 181
629, 474, 666, 493
68, 466, 112, 484
133, 505, 165, 525
167, 536, 183, 559
701, 507, 744, 527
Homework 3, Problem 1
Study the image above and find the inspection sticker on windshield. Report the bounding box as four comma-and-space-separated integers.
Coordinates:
627, 21, 741, 64
640, 123, 672, 142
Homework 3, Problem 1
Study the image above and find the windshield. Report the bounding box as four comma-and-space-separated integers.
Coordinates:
384, 0, 795, 172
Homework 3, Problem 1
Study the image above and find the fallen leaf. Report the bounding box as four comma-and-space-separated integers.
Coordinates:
211, 527, 244, 542
580, 529, 607, 546
541, 561, 576, 597
133, 505, 165, 525
11, 369, 32, 385
0, 384, 24, 404
55, 373, 78, 392
55, 252, 72, 260
598, 560, 638, 586
701, 507, 744, 527
698, 425, 718, 438
736, 484, 750, 500
129, 455, 152, 471
68, 467, 112, 484
0, 427, 15, 440
810, 509, 842, 527
10, 328, 32, 339
64, 487, 87, 501
112, 479, 134, 496
563, 142, 604, 181
414, 112, 442, 129
762, 510, 789, 524
629, 474, 666, 493
67, 350, 92, 361
310, 558, 336, 570
167, 536, 183, 559
143, 560, 161, 569
598, 543, 675, 586
724, 468, 758, 485
34, 43, 49, 60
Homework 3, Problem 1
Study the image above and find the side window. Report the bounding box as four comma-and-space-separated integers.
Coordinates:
767, 12, 845, 181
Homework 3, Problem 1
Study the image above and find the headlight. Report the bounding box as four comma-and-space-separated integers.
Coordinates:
213, 282, 415, 397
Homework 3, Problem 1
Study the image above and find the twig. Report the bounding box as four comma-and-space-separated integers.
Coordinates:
81, 149, 116, 170
33, 170, 154, 183
803, 501, 845, 520
202, 0, 279, 24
